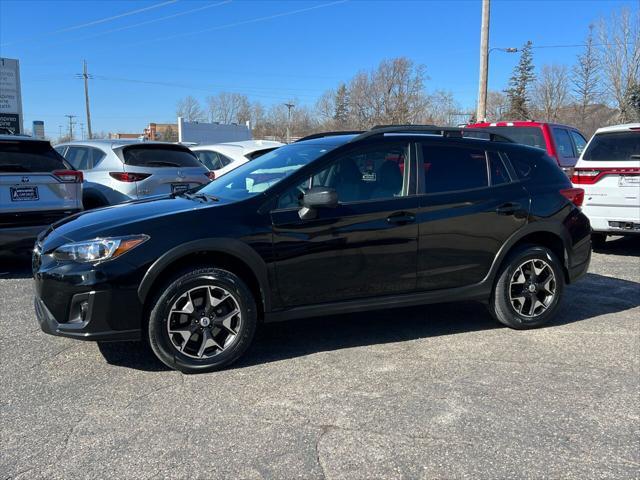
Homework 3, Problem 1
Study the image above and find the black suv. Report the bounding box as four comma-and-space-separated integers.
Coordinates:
33, 126, 592, 373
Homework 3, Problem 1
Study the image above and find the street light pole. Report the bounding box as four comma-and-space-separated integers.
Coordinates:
476, 0, 491, 122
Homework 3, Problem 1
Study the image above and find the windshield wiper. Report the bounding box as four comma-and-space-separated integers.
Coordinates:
182, 192, 219, 202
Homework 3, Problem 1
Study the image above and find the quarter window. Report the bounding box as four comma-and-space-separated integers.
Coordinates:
421, 145, 488, 194
552, 128, 575, 157
569, 131, 587, 156
488, 151, 511, 186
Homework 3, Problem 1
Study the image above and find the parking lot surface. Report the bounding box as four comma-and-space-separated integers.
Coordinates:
1, 237, 639, 479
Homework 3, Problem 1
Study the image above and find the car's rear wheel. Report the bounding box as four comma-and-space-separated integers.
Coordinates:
488, 245, 565, 329
148, 267, 257, 373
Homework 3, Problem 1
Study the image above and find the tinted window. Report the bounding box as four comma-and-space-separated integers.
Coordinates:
123, 145, 201, 167
0, 140, 68, 172
65, 146, 105, 170
196, 151, 223, 170
246, 147, 277, 160
483, 127, 546, 150
488, 151, 511, 185
503, 151, 533, 179
219, 153, 234, 166
199, 143, 338, 201
582, 131, 640, 161
569, 130, 587, 156
277, 143, 408, 208
552, 128, 575, 158
422, 145, 488, 194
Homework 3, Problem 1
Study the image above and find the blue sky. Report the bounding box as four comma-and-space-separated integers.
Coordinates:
0, 0, 637, 138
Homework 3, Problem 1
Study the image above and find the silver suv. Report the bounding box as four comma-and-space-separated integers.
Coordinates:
55, 140, 212, 208
1, 135, 82, 255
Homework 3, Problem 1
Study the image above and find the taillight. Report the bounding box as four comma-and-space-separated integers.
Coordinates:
572, 167, 640, 184
109, 172, 152, 182
560, 187, 584, 207
206, 171, 216, 181
54, 170, 83, 183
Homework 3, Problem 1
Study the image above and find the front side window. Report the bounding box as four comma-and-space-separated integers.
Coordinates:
277, 143, 409, 209
552, 128, 575, 158
582, 131, 640, 161
422, 145, 488, 194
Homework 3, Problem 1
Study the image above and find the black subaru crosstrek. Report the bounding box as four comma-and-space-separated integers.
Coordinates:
33, 126, 592, 373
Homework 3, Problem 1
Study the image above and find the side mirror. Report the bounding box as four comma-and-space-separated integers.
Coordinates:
298, 186, 338, 220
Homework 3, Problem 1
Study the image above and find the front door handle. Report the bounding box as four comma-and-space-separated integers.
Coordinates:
387, 212, 415, 225
496, 202, 522, 215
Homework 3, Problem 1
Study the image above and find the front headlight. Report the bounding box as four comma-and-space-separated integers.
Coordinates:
53, 235, 149, 263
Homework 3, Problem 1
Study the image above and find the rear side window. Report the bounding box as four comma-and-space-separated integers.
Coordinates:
483, 127, 546, 150
64, 146, 105, 170
488, 151, 511, 185
582, 131, 640, 161
502, 151, 533, 179
123, 145, 201, 168
552, 128, 575, 158
422, 145, 488, 194
0, 140, 69, 172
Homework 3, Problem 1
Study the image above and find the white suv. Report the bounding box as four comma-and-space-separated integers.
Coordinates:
572, 123, 640, 247
190, 140, 283, 179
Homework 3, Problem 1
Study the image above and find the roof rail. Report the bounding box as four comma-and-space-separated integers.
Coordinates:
350, 125, 514, 144
295, 131, 364, 142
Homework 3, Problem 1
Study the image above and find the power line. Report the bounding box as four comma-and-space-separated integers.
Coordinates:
126, 0, 349, 46
49, 1, 232, 46
1, 0, 179, 46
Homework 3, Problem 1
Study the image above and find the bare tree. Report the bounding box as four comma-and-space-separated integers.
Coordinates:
176, 95, 205, 122
597, 7, 640, 122
533, 64, 570, 122
572, 24, 601, 123
486, 90, 508, 121
206, 92, 250, 124
423, 90, 462, 125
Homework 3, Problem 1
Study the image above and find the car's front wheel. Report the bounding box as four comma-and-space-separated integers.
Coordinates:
488, 245, 565, 329
148, 267, 257, 373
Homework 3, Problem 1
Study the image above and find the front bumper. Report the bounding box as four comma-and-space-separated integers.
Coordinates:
33, 247, 144, 342
0, 225, 49, 255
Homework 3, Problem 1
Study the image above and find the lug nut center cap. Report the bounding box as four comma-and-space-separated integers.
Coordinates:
199, 317, 211, 327
528, 284, 537, 293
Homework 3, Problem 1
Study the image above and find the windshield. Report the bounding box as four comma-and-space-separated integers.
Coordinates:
582, 131, 640, 161
198, 143, 336, 201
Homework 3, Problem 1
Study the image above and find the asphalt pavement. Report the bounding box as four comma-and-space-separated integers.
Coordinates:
1, 237, 639, 479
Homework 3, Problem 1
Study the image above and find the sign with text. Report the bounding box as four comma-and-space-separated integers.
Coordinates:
0, 57, 22, 134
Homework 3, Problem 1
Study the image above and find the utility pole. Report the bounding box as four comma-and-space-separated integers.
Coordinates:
65, 114, 76, 140
284, 102, 295, 143
76, 60, 93, 139
79, 123, 85, 140
476, 0, 490, 122
58, 125, 63, 140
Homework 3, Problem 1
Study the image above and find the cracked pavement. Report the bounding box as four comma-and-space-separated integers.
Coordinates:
1, 237, 639, 479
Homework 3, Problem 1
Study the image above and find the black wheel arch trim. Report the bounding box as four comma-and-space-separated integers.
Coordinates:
484, 221, 574, 285
137, 238, 271, 311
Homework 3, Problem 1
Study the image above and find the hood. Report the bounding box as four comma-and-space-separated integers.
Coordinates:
46, 196, 221, 245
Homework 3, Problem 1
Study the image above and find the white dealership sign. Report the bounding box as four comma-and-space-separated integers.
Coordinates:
0, 57, 23, 134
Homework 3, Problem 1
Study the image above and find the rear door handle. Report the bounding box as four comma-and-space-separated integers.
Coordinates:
387, 212, 415, 225
496, 202, 521, 215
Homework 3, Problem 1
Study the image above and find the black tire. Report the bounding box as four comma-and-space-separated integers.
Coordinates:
148, 267, 257, 373
488, 245, 565, 329
591, 232, 607, 250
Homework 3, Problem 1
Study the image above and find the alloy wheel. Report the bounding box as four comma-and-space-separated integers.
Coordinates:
167, 285, 242, 359
508, 259, 557, 318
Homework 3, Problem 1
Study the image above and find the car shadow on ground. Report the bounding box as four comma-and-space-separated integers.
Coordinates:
0, 256, 32, 280
593, 235, 640, 256
97, 271, 640, 373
